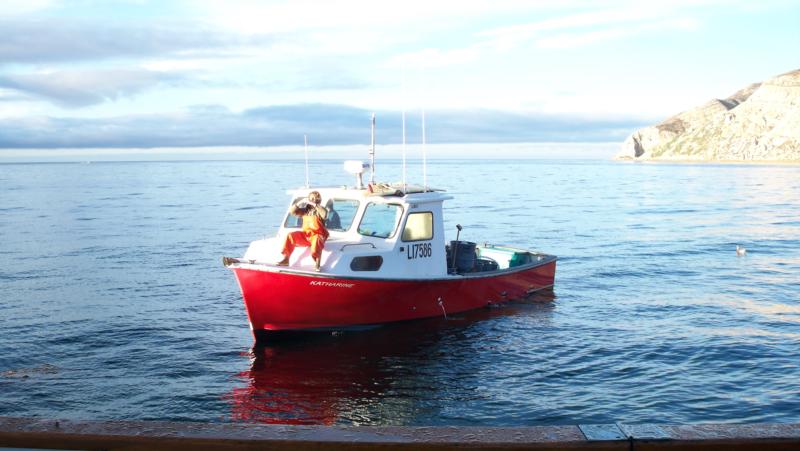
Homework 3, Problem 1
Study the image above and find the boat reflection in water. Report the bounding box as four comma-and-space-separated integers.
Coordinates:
227, 291, 555, 425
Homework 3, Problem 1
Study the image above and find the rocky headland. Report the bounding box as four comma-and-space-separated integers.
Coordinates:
617, 69, 800, 162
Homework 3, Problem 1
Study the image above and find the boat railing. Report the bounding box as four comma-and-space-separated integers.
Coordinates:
339, 243, 376, 251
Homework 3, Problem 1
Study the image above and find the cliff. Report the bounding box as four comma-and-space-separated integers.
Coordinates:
617, 69, 800, 162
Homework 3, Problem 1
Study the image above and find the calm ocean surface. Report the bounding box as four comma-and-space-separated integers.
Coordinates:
1, 150, 799, 426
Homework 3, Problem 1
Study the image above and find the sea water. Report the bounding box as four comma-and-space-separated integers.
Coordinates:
1, 149, 799, 425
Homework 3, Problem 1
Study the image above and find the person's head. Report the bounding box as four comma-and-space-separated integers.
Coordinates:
308, 191, 322, 205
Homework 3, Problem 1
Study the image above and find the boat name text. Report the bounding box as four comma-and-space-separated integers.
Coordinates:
309, 281, 355, 288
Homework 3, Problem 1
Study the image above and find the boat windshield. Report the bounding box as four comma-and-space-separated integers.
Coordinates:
325, 199, 359, 231
283, 197, 361, 231
358, 202, 403, 238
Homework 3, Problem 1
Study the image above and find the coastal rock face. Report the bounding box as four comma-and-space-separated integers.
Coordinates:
617, 69, 800, 162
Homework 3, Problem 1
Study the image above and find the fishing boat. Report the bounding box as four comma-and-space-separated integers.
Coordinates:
223, 119, 557, 343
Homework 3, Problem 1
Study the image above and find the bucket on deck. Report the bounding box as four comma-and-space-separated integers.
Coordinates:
450, 240, 476, 272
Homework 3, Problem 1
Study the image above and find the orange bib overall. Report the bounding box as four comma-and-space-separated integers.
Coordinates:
281, 213, 329, 261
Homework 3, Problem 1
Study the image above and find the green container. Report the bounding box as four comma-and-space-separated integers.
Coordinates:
509, 252, 531, 267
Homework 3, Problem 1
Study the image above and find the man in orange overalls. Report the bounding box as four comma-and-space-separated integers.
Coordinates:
277, 190, 329, 271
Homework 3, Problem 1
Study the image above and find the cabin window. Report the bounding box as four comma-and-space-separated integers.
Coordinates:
402, 212, 433, 241
350, 256, 383, 271
325, 199, 359, 231
283, 197, 304, 228
358, 203, 402, 238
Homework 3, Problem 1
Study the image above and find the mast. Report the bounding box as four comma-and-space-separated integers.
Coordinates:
422, 107, 427, 192
304, 134, 309, 188
370, 113, 376, 185
402, 108, 407, 192
421, 70, 428, 192
402, 68, 407, 192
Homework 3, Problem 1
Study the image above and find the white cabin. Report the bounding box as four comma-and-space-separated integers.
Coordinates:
242, 184, 454, 279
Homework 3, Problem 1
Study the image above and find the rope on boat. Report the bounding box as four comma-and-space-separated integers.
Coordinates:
437, 297, 447, 320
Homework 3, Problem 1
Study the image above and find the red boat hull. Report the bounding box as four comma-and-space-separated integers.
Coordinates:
231, 258, 556, 339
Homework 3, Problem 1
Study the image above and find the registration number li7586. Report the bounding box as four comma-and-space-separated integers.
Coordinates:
407, 242, 432, 260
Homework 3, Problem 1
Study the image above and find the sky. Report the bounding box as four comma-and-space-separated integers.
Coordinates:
0, 0, 798, 150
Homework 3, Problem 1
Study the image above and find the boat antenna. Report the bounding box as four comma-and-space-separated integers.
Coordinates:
304, 134, 309, 188
370, 113, 376, 185
421, 70, 428, 192
422, 106, 427, 192
402, 68, 407, 192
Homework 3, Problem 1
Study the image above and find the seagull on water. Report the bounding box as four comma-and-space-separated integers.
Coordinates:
736, 245, 747, 256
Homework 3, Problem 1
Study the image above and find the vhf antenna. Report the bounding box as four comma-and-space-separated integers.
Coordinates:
304, 134, 309, 188
369, 113, 376, 184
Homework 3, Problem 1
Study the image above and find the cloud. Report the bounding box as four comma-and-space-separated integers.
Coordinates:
0, 69, 182, 107
483, 7, 661, 41
196, 0, 541, 34
480, 4, 700, 51
0, 19, 273, 65
535, 17, 699, 49
289, 73, 369, 91
253, 60, 370, 91
381, 4, 702, 69
0, 89, 31, 102
389, 46, 485, 69
0, 0, 54, 17
0, 103, 648, 148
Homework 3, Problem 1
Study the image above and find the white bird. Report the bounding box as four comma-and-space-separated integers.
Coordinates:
736, 245, 747, 256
